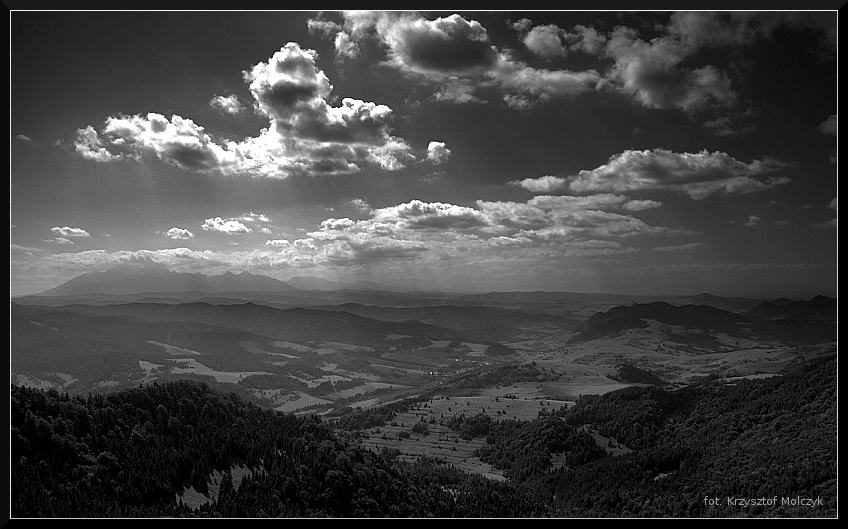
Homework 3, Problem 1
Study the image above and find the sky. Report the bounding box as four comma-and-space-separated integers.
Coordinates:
10, 10, 838, 298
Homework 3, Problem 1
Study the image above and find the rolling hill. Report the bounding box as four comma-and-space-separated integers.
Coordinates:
568, 299, 836, 346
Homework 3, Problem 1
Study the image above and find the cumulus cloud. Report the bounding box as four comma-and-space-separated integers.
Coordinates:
313, 12, 601, 109
349, 198, 373, 214
210, 94, 245, 115
520, 23, 569, 59
51, 226, 91, 238
744, 215, 761, 227
566, 149, 791, 199
621, 199, 663, 211
236, 212, 271, 223
74, 126, 123, 162
492, 53, 602, 108
306, 194, 686, 268
165, 227, 195, 240
201, 217, 252, 234
817, 114, 837, 135
45, 226, 91, 245
377, 13, 499, 76
74, 113, 240, 172
265, 239, 292, 247
74, 42, 432, 178
510, 175, 568, 193
511, 19, 607, 59
16, 134, 31, 142
604, 26, 737, 115
426, 141, 451, 164
18, 191, 696, 290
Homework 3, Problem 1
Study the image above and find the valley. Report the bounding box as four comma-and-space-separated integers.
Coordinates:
10, 266, 838, 517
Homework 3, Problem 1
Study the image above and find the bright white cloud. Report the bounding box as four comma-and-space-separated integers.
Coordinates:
567, 149, 790, 199
521, 24, 569, 59
265, 239, 293, 247
165, 227, 195, 240
349, 198, 373, 214
622, 199, 663, 211
51, 226, 91, 238
510, 175, 568, 193
237, 212, 271, 223
201, 217, 252, 234
210, 94, 245, 115
512, 19, 607, 58
74, 42, 434, 178
426, 141, 451, 164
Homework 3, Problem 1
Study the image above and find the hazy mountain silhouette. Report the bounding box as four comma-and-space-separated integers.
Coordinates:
38, 301, 464, 347
745, 295, 836, 322
569, 299, 836, 345
37, 265, 297, 296
569, 302, 749, 344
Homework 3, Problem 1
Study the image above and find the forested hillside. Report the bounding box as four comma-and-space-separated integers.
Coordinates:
11, 354, 837, 517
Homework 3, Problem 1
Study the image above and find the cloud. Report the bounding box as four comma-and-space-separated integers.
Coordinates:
492, 53, 602, 108
349, 198, 373, 214
621, 199, 663, 211
265, 239, 292, 247
603, 26, 737, 115
201, 217, 252, 234
510, 175, 568, 193
18, 191, 696, 289
75, 113, 239, 172
75, 42, 432, 178
210, 94, 245, 115
817, 114, 837, 135
50, 226, 91, 239
16, 134, 31, 142
377, 13, 499, 76
512, 19, 607, 59
165, 227, 195, 240
744, 214, 760, 227
74, 125, 123, 162
307, 194, 688, 269
426, 141, 451, 164
520, 23, 569, 59
652, 242, 705, 252
817, 197, 838, 229
567, 149, 791, 199
317, 12, 601, 109
236, 212, 271, 223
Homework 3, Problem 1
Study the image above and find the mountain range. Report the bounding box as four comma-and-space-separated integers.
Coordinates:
37, 265, 298, 296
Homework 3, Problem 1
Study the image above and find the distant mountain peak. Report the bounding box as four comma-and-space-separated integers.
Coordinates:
38, 266, 296, 296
